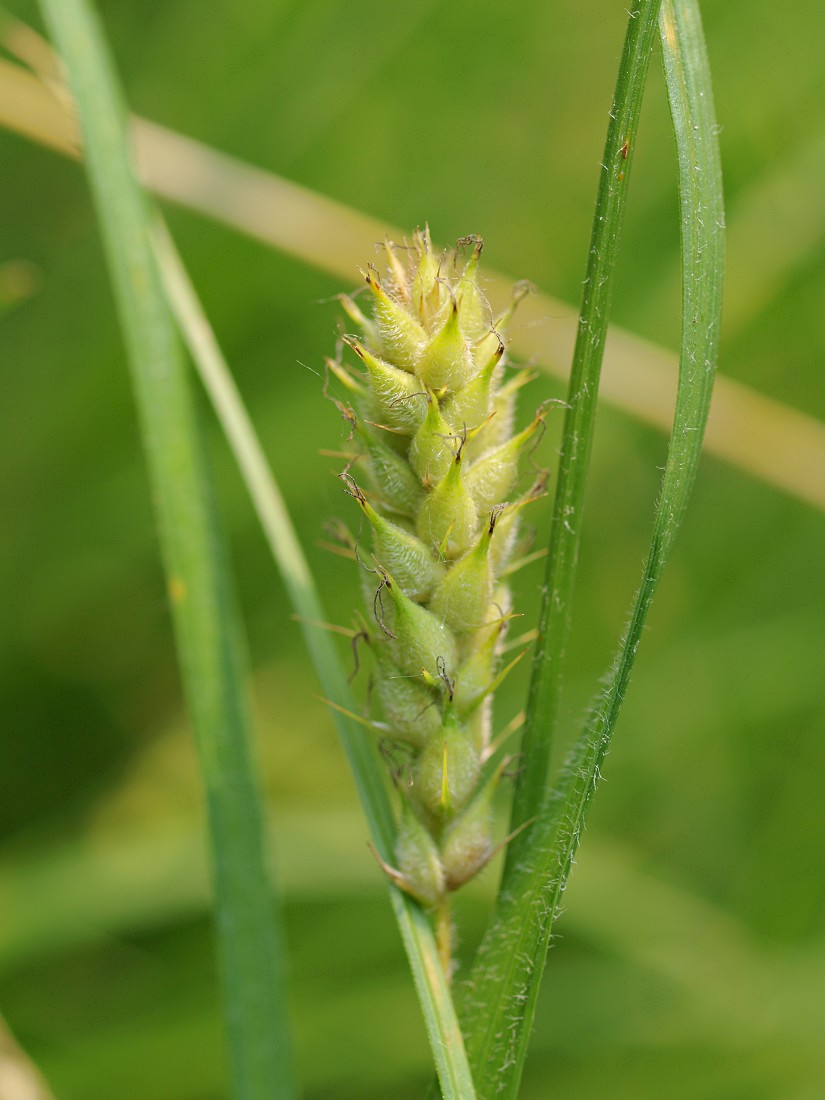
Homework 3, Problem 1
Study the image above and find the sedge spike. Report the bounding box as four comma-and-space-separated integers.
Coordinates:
327, 234, 550, 921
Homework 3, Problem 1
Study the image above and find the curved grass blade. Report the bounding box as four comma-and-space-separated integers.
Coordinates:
151, 222, 477, 1100
458, 1, 724, 1096
506, 0, 664, 856
34, 2, 296, 1097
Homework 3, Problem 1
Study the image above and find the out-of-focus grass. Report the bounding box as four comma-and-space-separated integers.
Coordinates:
6, 54, 824, 513
2, 1, 824, 1098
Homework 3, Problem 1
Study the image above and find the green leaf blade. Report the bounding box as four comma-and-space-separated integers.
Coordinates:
658, 0, 725, 535
459, 0, 724, 1097
35, 2, 296, 1097
507, 0, 665, 851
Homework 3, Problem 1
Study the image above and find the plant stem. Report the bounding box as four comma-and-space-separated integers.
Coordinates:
435, 898, 454, 982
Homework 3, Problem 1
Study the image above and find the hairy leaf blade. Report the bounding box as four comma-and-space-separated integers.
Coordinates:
507, 0, 665, 856
459, 0, 724, 1096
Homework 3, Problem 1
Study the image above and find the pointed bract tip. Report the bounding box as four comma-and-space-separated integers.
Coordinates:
491, 335, 506, 361
338, 292, 367, 322
363, 264, 385, 294
342, 333, 370, 363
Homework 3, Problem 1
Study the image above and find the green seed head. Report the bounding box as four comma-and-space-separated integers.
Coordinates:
453, 236, 489, 341
409, 227, 448, 327
328, 233, 548, 900
453, 619, 504, 715
463, 410, 544, 513
441, 340, 504, 434
346, 337, 426, 434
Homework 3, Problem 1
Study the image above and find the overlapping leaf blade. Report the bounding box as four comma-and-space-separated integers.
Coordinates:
458, 0, 723, 1096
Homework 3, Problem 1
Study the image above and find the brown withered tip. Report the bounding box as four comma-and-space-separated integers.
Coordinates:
456, 233, 484, 258
339, 471, 367, 506
489, 503, 507, 536
526, 471, 551, 500
342, 333, 366, 359
363, 264, 383, 291
436, 655, 455, 701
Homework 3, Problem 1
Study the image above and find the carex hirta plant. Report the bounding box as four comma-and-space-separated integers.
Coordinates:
324, 230, 549, 965
27, 0, 723, 1096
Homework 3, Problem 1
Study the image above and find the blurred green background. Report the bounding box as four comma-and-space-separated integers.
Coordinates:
2, 0, 824, 1097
